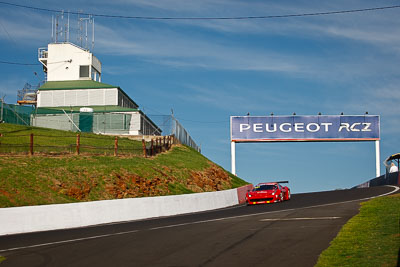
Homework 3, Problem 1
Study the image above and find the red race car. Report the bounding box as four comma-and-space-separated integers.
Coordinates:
246, 181, 290, 205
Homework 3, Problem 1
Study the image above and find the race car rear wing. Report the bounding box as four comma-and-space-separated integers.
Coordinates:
275, 181, 289, 184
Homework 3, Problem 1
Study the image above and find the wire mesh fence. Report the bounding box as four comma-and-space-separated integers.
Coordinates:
149, 115, 200, 152
0, 101, 33, 126
32, 110, 135, 135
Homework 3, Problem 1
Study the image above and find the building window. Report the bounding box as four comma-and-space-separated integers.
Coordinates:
79, 65, 90, 78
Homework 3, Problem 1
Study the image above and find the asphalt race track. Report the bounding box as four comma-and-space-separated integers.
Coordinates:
0, 186, 397, 267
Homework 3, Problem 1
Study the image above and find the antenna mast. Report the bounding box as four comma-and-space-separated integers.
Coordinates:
49, 11, 94, 50
77, 12, 95, 51
51, 11, 70, 43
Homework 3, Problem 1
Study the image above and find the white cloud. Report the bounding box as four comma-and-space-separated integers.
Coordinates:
175, 83, 299, 113
330, 82, 400, 138
0, 10, 51, 46
93, 22, 307, 73
2, 0, 400, 81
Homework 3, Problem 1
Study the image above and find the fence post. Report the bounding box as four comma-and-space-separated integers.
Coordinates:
114, 136, 118, 156
163, 136, 166, 151
156, 138, 159, 154
151, 139, 154, 156
29, 133, 34, 156
76, 134, 80, 155
142, 139, 147, 158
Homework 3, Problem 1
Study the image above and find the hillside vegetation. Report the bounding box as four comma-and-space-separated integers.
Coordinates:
0, 123, 247, 208
316, 193, 400, 267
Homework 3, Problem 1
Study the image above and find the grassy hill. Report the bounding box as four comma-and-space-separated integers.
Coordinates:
0, 123, 247, 208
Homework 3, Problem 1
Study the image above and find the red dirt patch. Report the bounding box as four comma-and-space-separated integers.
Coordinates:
187, 164, 232, 192
50, 163, 233, 201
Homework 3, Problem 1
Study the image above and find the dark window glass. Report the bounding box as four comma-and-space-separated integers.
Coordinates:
79, 65, 89, 78
253, 185, 276, 191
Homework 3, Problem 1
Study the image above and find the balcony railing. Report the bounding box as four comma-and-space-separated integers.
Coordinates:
38, 47, 48, 59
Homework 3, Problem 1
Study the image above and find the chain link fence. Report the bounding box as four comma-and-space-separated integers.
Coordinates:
0, 101, 33, 126
148, 115, 200, 152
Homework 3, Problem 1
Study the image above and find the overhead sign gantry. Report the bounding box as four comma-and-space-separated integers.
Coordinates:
230, 115, 381, 177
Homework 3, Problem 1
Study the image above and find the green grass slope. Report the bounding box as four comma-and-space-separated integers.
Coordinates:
0, 123, 248, 208
0, 123, 144, 155
316, 193, 400, 267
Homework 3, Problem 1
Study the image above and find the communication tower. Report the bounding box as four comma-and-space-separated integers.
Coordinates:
77, 12, 95, 51
52, 11, 70, 43
51, 11, 95, 51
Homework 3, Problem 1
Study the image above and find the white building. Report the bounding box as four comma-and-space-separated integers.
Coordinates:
39, 42, 101, 82
33, 42, 161, 136
36, 80, 137, 109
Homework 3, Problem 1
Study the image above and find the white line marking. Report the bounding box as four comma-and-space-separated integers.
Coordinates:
260, 217, 341, 221
0, 230, 138, 253
148, 186, 400, 231
149, 217, 230, 231
1, 185, 398, 253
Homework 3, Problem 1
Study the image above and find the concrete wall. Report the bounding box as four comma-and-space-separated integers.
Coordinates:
354, 171, 399, 188
32, 114, 78, 132
0, 187, 252, 236
128, 112, 141, 135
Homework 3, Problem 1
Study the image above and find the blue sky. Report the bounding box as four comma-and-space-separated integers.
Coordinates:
0, 0, 399, 193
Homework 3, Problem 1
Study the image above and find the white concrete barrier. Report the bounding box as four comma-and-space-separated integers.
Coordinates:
0, 189, 240, 236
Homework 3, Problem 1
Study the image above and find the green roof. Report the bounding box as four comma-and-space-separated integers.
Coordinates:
38, 80, 119, 91
36, 106, 138, 114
